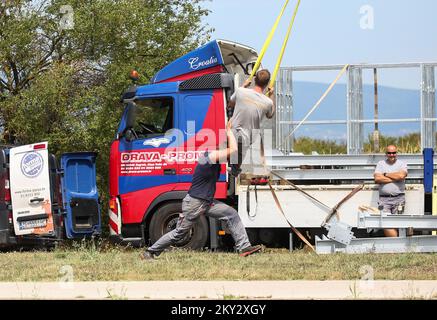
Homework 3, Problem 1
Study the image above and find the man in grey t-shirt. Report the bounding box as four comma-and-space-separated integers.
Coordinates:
227, 69, 275, 175
374, 145, 408, 237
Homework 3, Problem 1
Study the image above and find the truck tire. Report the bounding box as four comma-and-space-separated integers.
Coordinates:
149, 202, 208, 250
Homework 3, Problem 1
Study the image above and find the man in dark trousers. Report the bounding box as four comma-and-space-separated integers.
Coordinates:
141, 122, 262, 260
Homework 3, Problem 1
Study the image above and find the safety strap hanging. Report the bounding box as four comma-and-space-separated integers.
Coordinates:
267, 170, 363, 252
268, 181, 315, 251
258, 140, 364, 253
270, 171, 332, 211
248, 0, 292, 81
258, 134, 317, 251
322, 184, 365, 226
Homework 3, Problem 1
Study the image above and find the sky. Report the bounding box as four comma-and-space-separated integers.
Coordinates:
202, 0, 437, 89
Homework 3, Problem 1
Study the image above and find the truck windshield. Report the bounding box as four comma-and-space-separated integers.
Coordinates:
133, 97, 173, 137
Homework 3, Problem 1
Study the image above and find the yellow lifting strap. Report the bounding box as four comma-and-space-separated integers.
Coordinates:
270, 0, 301, 88
249, 0, 296, 81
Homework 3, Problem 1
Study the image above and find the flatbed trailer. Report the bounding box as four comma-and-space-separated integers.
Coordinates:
109, 39, 437, 253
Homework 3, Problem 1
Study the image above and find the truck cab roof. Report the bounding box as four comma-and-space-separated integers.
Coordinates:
136, 82, 180, 96
151, 39, 258, 83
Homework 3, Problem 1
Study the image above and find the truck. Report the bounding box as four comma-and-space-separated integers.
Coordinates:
108, 39, 257, 248
0, 142, 101, 248
107, 39, 437, 253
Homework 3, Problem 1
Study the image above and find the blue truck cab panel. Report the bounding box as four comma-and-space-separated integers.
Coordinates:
60, 152, 101, 239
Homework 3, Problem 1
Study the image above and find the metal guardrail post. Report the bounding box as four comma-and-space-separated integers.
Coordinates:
347, 66, 364, 154
276, 62, 437, 156
275, 68, 293, 154
421, 65, 436, 150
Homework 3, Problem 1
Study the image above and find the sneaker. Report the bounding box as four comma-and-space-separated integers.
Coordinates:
140, 250, 156, 260
239, 245, 262, 257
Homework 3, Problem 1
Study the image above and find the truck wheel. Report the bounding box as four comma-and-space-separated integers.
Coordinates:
149, 202, 208, 250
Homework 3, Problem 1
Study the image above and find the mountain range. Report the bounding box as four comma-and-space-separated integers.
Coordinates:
283, 81, 424, 141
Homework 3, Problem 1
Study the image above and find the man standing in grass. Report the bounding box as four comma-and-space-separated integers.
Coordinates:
374, 144, 408, 237
141, 122, 262, 260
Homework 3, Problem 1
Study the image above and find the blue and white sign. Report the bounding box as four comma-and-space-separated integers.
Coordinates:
143, 137, 171, 148
21, 152, 44, 178
10, 142, 53, 236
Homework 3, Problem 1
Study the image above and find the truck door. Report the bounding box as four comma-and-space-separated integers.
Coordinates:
179, 89, 228, 197
9, 142, 54, 236
60, 152, 101, 239
119, 96, 178, 193
179, 92, 217, 178
0, 148, 9, 244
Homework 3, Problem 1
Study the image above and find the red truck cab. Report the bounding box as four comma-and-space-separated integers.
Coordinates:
109, 40, 258, 248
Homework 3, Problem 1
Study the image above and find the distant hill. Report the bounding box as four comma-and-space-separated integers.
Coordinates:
284, 81, 422, 141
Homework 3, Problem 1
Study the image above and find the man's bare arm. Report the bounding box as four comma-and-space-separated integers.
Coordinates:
374, 173, 393, 184
242, 79, 251, 88
266, 101, 275, 119
385, 170, 407, 181
227, 81, 249, 109
266, 87, 275, 119
208, 122, 237, 163
228, 99, 236, 109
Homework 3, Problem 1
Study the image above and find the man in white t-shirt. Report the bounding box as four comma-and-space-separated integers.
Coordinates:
227, 69, 275, 176
374, 145, 408, 237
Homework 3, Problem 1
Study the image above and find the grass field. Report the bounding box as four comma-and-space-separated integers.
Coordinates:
1, 242, 437, 282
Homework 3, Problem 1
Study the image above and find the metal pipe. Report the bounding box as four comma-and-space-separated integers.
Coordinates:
373, 68, 379, 152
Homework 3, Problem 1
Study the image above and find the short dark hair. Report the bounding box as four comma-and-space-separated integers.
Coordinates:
254, 69, 271, 88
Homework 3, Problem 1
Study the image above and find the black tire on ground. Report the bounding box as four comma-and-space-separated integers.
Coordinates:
148, 202, 209, 250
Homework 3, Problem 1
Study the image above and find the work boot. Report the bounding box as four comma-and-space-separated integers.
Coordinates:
239, 245, 262, 257
140, 250, 157, 260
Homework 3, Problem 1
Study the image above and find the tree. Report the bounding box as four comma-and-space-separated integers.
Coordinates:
0, 0, 212, 234
1, 0, 211, 140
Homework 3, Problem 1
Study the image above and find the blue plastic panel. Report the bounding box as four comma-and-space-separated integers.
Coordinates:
151, 40, 224, 83
60, 152, 101, 239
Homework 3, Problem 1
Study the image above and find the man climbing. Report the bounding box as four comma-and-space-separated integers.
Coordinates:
227, 69, 275, 176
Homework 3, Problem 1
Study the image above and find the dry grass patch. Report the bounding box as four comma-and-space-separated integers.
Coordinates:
0, 245, 437, 281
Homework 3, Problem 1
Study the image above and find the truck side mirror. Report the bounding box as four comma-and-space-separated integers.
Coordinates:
121, 102, 138, 142
125, 102, 137, 129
